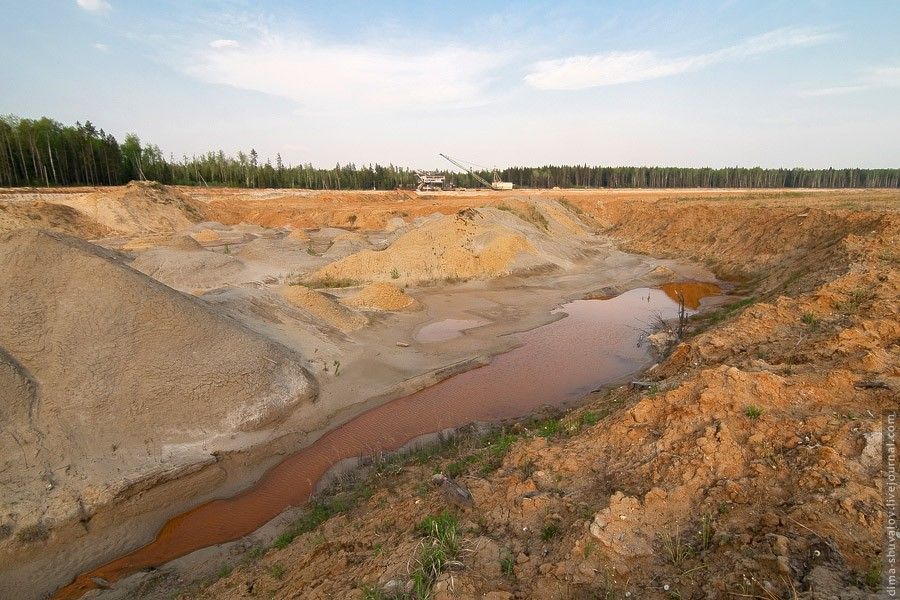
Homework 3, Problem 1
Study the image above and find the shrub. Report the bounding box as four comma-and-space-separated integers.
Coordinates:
745, 405, 763, 419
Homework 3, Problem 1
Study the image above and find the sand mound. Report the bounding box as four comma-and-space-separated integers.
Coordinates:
0, 229, 314, 544
55, 181, 208, 235
192, 228, 222, 242
167, 234, 204, 251
280, 285, 368, 333
310, 206, 581, 286
0, 200, 111, 237
287, 228, 310, 242
341, 282, 421, 312
131, 246, 245, 290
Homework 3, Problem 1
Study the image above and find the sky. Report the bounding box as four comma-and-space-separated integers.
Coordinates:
1, 1, 898, 169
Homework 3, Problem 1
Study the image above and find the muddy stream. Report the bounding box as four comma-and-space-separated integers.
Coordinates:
56, 283, 720, 598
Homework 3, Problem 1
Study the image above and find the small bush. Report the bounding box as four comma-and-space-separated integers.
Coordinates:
541, 523, 560, 541
347, 214, 357, 224
580, 411, 600, 427
801, 312, 819, 328
745, 405, 763, 419
268, 563, 285, 580
391, 268, 400, 279
216, 565, 232, 579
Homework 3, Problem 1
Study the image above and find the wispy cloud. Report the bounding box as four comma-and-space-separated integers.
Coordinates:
93, 42, 109, 52
209, 39, 240, 49
801, 65, 900, 96
524, 27, 835, 90
76, 0, 111, 12
185, 32, 508, 113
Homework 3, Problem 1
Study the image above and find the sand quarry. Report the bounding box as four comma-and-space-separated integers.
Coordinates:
0, 182, 897, 599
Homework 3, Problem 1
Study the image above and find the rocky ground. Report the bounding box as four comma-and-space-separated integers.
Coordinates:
161, 190, 897, 600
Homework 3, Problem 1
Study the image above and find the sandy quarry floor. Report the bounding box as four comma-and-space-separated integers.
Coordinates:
0, 184, 897, 599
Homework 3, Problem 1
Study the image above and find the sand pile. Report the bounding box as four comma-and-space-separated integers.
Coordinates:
54, 181, 208, 235
286, 228, 310, 242
280, 285, 368, 333
0, 200, 111, 237
131, 245, 245, 291
309, 204, 585, 286
341, 282, 421, 312
166, 234, 205, 251
0, 229, 315, 546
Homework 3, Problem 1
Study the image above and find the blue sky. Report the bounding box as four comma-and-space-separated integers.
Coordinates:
2, 1, 898, 169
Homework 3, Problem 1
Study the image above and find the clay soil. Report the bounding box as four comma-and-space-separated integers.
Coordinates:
0, 185, 896, 600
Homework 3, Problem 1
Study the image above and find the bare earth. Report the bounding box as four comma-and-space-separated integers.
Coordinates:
0, 184, 896, 599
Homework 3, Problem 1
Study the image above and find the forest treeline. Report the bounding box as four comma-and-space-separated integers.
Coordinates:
2, 115, 898, 189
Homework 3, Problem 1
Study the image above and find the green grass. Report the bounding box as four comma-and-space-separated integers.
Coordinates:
409, 512, 461, 598
579, 411, 600, 427
836, 288, 873, 314
535, 417, 562, 438
216, 565, 232, 579
744, 405, 763, 419
300, 275, 359, 288
541, 522, 561, 541
272, 486, 371, 549
801, 312, 819, 329
268, 563, 286, 580
692, 296, 755, 332
661, 527, 690, 567
500, 549, 516, 579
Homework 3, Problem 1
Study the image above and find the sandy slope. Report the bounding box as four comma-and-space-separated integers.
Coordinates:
0, 229, 316, 594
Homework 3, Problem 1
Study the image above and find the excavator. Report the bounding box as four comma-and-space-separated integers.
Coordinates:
440, 153, 513, 190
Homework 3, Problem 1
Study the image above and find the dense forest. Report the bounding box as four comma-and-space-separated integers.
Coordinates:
2, 115, 898, 189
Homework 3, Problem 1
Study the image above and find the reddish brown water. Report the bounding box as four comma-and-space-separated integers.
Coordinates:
55, 284, 720, 599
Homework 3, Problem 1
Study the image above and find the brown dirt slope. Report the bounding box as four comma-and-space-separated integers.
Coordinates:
0, 229, 315, 567
183, 199, 897, 600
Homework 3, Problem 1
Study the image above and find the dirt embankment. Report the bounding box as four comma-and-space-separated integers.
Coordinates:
0, 181, 209, 238
0, 229, 316, 597
181, 195, 897, 600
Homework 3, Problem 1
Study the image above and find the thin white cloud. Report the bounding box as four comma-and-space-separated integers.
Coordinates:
185, 33, 507, 113
801, 65, 900, 96
209, 39, 240, 49
76, 0, 111, 12
93, 42, 109, 52
525, 27, 835, 90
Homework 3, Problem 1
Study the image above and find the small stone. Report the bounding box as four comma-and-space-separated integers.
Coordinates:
396, 341, 410, 347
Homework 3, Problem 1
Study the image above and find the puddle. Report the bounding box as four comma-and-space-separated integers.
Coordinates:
414, 318, 490, 342
56, 286, 720, 599
658, 281, 722, 309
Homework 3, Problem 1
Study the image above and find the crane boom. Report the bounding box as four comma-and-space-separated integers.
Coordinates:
439, 153, 493, 188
